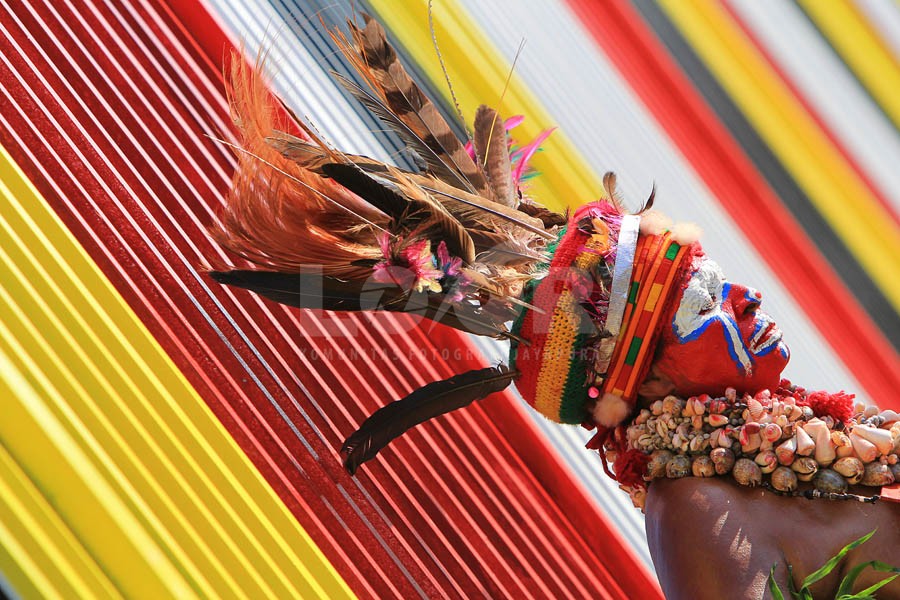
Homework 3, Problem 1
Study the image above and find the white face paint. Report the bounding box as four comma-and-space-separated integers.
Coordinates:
672, 258, 780, 376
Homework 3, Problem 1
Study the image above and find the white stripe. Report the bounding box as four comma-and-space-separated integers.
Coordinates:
594, 213, 641, 375
854, 0, 900, 68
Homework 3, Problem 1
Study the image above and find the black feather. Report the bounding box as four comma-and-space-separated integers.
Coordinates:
319, 163, 476, 263
320, 163, 410, 219
341, 366, 516, 474
208, 270, 511, 338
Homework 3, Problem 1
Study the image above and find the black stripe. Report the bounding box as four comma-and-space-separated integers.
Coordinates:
632, 0, 900, 351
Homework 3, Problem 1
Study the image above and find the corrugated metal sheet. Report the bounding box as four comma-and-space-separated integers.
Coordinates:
5, 0, 900, 596
341, 0, 900, 570
0, 0, 660, 597
656, 0, 900, 313
0, 143, 350, 597
730, 0, 900, 216
801, 0, 900, 135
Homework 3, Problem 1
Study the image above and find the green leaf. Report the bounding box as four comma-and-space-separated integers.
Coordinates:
835, 559, 900, 598
800, 530, 878, 589
848, 573, 900, 599
768, 564, 786, 600
787, 562, 800, 598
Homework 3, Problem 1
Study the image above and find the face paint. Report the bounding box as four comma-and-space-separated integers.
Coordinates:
653, 256, 790, 397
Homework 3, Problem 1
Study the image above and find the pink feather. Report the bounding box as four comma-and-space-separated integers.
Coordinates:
512, 127, 556, 183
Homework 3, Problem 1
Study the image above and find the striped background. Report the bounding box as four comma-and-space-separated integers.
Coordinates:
1, 0, 898, 597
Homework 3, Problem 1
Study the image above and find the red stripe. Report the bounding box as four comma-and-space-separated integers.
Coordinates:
565, 0, 900, 406
0, 0, 660, 597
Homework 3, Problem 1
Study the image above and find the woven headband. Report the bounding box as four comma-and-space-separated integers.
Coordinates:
510, 205, 695, 426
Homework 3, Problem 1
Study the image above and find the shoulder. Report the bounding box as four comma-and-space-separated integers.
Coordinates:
645, 478, 900, 599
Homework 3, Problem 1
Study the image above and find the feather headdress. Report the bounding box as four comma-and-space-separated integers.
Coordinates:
209, 15, 699, 473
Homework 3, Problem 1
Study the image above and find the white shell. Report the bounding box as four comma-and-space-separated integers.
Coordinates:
762, 423, 783, 443
853, 425, 893, 456
747, 398, 765, 422
795, 426, 815, 456
878, 409, 899, 426
776, 436, 797, 466
755, 450, 778, 474
708, 414, 729, 428
849, 431, 878, 463
804, 419, 835, 466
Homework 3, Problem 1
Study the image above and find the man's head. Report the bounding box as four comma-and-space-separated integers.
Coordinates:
652, 255, 790, 397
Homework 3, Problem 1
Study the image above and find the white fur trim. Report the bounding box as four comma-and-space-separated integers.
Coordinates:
638, 210, 671, 236
593, 393, 631, 427
670, 222, 703, 245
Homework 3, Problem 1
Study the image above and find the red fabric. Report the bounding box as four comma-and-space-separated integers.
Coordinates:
807, 390, 856, 424
512, 221, 588, 412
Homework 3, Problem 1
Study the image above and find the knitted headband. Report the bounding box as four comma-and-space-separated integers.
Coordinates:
510, 202, 695, 426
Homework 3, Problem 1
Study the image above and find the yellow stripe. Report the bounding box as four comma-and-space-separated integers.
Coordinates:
644, 283, 663, 313
658, 0, 900, 313
533, 295, 578, 418
533, 246, 604, 418
0, 145, 354, 599
365, 0, 601, 213
799, 0, 900, 132
0, 435, 121, 600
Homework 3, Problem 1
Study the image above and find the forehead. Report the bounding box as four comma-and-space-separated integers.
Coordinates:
682, 256, 725, 300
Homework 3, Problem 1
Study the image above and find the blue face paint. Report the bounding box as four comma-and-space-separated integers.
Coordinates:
673, 269, 755, 375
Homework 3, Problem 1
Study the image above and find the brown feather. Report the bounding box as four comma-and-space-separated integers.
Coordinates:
516, 202, 567, 228
334, 16, 490, 196
473, 105, 515, 207
209, 54, 384, 278
330, 72, 464, 182
322, 163, 476, 264
266, 134, 553, 245
602, 171, 626, 211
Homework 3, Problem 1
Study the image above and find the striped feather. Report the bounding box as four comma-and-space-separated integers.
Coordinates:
335, 16, 491, 196
266, 133, 554, 243
474, 105, 516, 207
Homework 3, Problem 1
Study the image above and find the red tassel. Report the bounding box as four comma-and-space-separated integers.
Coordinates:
807, 390, 855, 424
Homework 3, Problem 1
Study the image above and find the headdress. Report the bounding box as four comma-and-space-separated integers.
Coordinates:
208, 15, 700, 473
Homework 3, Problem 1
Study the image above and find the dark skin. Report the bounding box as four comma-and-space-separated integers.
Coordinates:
645, 478, 900, 599
637, 369, 900, 599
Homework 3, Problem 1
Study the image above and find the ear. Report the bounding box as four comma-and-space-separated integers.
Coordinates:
637, 364, 677, 401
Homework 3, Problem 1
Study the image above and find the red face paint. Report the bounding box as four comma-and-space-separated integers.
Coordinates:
653, 257, 790, 396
